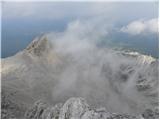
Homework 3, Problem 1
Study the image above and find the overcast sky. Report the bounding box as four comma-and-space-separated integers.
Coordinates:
2, 1, 158, 21
1, 1, 159, 58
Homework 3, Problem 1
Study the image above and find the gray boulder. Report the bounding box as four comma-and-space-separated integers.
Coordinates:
59, 97, 90, 119
42, 103, 63, 119
142, 108, 159, 119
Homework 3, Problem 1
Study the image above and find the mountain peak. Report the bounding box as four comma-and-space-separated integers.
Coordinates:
25, 35, 52, 56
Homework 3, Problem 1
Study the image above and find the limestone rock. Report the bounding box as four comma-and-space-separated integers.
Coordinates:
81, 107, 110, 119
59, 97, 90, 119
26, 35, 52, 57
25, 97, 156, 119
42, 103, 63, 119
1, 90, 26, 119
142, 108, 159, 119
25, 100, 47, 119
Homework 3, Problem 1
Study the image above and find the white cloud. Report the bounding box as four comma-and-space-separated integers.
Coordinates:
47, 19, 109, 54
120, 18, 158, 35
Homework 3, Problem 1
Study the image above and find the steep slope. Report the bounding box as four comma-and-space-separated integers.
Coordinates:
1, 35, 60, 118
1, 35, 159, 118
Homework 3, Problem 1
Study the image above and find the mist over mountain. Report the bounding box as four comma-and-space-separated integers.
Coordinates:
1, 20, 158, 118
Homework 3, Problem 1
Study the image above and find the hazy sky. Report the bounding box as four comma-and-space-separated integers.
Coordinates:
1, 1, 159, 58
2, 1, 158, 21
2, 1, 159, 34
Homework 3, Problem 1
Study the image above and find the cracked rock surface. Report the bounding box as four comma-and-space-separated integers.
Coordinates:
25, 97, 158, 119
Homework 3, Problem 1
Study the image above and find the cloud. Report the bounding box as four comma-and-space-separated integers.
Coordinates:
47, 19, 109, 54
120, 18, 158, 35
43, 19, 158, 114
2, 1, 158, 24
2, 2, 115, 20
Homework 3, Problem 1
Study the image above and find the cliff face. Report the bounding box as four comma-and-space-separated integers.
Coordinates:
1, 35, 159, 118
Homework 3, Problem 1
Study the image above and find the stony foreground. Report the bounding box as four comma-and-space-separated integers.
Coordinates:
24, 97, 158, 119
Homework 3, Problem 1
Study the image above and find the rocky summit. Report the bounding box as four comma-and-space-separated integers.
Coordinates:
1, 35, 159, 119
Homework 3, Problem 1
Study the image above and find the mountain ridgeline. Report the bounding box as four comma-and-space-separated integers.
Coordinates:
1, 35, 159, 118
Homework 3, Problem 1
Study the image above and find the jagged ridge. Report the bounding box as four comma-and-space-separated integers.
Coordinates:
25, 97, 158, 119
25, 35, 52, 56
1, 35, 159, 119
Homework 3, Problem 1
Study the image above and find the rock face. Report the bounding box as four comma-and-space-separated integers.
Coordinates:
25, 35, 52, 57
1, 89, 27, 119
24, 100, 48, 119
141, 108, 159, 119
41, 103, 62, 119
25, 97, 158, 119
25, 100, 63, 119
59, 98, 90, 119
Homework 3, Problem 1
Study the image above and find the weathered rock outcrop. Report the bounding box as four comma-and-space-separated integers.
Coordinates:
59, 98, 90, 119
25, 35, 52, 57
25, 97, 158, 119
24, 100, 48, 119
1, 90, 27, 119
141, 108, 159, 119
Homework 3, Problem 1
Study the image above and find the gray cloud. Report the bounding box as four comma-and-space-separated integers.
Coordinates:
43, 19, 158, 114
